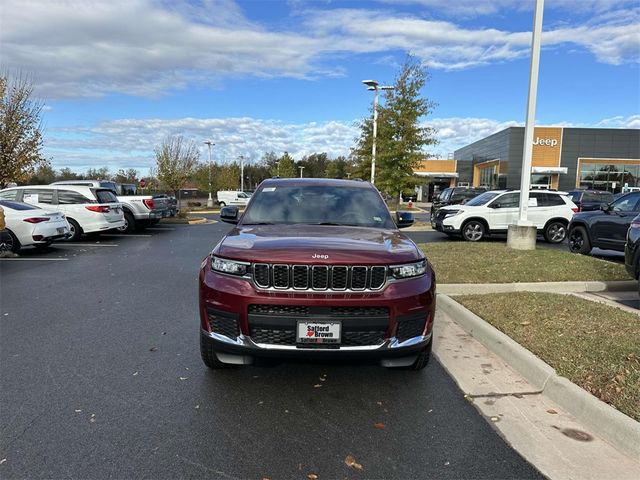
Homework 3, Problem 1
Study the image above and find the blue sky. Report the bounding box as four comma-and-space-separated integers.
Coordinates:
2, 0, 639, 174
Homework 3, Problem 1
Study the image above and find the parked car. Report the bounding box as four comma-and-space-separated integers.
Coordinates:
154, 194, 178, 216
0, 199, 70, 252
51, 180, 168, 232
624, 214, 640, 295
430, 187, 486, 226
568, 192, 640, 254
0, 185, 124, 241
567, 190, 614, 212
216, 190, 251, 207
433, 190, 577, 243
199, 178, 435, 370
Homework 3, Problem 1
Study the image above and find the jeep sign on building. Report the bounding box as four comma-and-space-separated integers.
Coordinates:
450, 127, 640, 193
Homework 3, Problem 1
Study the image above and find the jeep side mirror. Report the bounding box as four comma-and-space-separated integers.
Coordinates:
395, 211, 414, 229
220, 205, 239, 224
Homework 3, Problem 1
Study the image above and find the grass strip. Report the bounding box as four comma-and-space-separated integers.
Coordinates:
455, 292, 640, 421
419, 242, 630, 283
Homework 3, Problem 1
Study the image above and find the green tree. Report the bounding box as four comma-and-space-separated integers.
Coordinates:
353, 55, 437, 203
277, 152, 297, 178
299, 152, 329, 178
86, 166, 110, 179
113, 168, 138, 184
57, 167, 82, 181
27, 163, 56, 184
325, 156, 350, 179
0, 74, 48, 188
217, 162, 241, 190
154, 135, 200, 195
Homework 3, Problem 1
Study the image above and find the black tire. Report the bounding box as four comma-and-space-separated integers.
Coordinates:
200, 335, 235, 369
218, 201, 226, 208
401, 340, 432, 371
568, 226, 591, 254
117, 211, 136, 233
65, 218, 82, 241
0, 229, 20, 253
461, 220, 486, 242
544, 220, 567, 244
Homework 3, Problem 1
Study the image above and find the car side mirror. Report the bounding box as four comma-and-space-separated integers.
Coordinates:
220, 206, 239, 224
396, 211, 414, 229
489, 202, 500, 209
600, 204, 611, 212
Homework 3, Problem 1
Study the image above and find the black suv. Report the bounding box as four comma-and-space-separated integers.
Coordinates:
430, 187, 486, 225
568, 192, 640, 254
567, 190, 614, 212
624, 214, 640, 294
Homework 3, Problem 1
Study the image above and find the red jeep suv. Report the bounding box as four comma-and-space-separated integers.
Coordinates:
198, 178, 436, 370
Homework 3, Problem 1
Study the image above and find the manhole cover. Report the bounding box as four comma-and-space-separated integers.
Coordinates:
561, 428, 593, 442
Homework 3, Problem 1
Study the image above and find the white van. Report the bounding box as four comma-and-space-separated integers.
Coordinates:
217, 191, 251, 207
0, 185, 125, 240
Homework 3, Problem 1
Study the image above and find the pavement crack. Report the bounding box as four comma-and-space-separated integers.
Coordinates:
466, 390, 543, 399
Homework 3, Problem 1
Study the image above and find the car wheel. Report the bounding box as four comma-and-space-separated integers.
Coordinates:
200, 335, 235, 369
544, 221, 567, 243
400, 340, 432, 371
218, 202, 226, 208
462, 220, 485, 242
65, 218, 82, 241
117, 212, 135, 233
568, 226, 591, 254
0, 230, 20, 253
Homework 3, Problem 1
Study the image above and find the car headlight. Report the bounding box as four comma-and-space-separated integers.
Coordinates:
390, 259, 427, 279
443, 210, 462, 218
211, 256, 249, 276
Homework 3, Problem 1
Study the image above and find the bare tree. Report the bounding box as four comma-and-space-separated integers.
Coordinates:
154, 135, 199, 195
0, 73, 48, 188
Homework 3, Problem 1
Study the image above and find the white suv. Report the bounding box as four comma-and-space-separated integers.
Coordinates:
433, 190, 578, 243
0, 185, 125, 241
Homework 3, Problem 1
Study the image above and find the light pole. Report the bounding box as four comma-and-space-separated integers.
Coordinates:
239, 155, 245, 192
507, 0, 545, 250
299, 166, 305, 178
204, 141, 214, 207
362, 80, 394, 185
276, 161, 280, 176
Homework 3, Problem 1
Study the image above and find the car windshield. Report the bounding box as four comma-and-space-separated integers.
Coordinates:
464, 191, 501, 206
241, 184, 396, 228
568, 192, 582, 202
0, 200, 40, 210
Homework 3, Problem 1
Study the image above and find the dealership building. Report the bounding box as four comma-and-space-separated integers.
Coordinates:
414, 127, 640, 198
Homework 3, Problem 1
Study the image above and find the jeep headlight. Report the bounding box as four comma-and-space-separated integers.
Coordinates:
390, 259, 427, 279
211, 256, 249, 276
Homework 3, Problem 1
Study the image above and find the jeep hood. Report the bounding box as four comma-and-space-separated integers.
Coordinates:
214, 224, 421, 264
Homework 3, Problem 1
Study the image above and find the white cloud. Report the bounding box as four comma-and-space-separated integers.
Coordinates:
45, 114, 638, 172
1, 0, 637, 98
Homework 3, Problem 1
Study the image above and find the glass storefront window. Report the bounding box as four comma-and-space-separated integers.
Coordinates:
578, 161, 640, 192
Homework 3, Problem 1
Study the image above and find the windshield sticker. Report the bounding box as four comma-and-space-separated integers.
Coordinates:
23, 194, 39, 204
528, 197, 538, 207
263, 187, 276, 192
373, 216, 382, 222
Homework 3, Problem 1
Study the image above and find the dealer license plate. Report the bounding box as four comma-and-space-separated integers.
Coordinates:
297, 321, 341, 344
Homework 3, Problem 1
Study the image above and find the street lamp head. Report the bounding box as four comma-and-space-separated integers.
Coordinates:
362, 79, 379, 88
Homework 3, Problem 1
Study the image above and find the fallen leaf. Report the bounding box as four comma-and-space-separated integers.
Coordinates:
89, 414, 96, 423
520, 321, 531, 326
132, 371, 139, 376
258, 401, 264, 405
307, 474, 318, 480
444, 461, 450, 466
490, 416, 499, 422
195, 405, 200, 409
319, 377, 326, 382
546, 409, 558, 415
149, 346, 157, 352
373, 422, 386, 429
0, 458, 6, 465
345, 455, 363, 470
179, 377, 188, 381
74, 409, 82, 413
427, 409, 433, 413
313, 384, 322, 388
376, 401, 383, 406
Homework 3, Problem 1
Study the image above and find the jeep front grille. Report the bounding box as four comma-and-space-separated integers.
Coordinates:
251, 263, 387, 291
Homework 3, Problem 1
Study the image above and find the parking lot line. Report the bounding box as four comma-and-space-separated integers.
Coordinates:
101, 234, 152, 237
0, 258, 69, 261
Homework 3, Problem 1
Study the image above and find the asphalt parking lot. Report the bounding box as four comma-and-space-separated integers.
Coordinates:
0, 219, 543, 479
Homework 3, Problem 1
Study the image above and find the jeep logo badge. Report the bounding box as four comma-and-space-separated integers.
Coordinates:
532, 137, 558, 147
312, 253, 329, 259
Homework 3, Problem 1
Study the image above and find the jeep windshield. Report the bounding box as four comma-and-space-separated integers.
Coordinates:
241, 184, 396, 229
464, 191, 501, 206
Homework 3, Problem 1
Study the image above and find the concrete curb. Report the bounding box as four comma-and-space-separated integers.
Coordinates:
437, 294, 640, 461
438, 280, 637, 295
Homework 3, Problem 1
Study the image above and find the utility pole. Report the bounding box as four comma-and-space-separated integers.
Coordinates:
203, 141, 214, 207
239, 155, 245, 192
299, 166, 305, 178
362, 80, 394, 185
